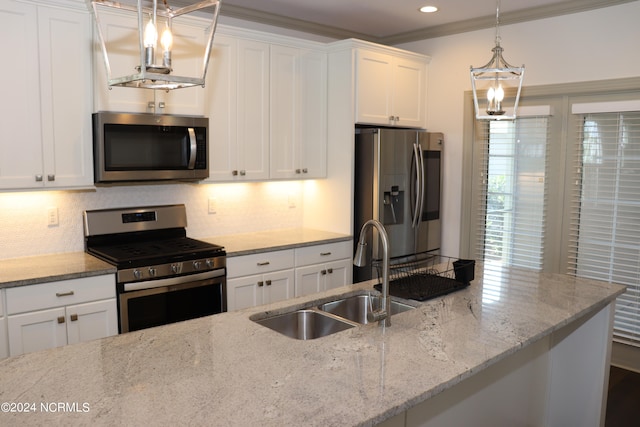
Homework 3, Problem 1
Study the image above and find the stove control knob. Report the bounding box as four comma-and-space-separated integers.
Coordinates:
193, 261, 202, 270
205, 259, 213, 268
133, 269, 142, 279
171, 263, 181, 274
148, 267, 157, 277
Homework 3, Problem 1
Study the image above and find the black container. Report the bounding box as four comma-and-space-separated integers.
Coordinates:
453, 259, 475, 285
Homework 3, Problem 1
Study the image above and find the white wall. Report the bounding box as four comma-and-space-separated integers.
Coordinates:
396, 1, 640, 257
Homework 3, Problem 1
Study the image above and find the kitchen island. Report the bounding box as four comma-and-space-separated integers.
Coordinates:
0, 263, 624, 426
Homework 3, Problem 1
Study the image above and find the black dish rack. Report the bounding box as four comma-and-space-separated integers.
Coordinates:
373, 253, 475, 302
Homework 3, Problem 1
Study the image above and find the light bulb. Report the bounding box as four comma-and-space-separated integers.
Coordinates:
495, 85, 505, 102
487, 87, 495, 101
144, 19, 158, 48
161, 27, 173, 53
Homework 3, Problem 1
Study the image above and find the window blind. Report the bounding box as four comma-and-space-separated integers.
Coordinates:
474, 116, 550, 269
569, 111, 640, 347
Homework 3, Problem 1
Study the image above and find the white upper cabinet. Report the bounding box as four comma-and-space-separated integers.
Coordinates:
353, 43, 429, 128
205, 35, 270, 181
92, 10, 209, 115
0, 1, 93, 189
269, 45, 327, 180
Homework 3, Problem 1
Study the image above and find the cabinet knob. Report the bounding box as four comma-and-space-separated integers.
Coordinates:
295, 169, 301, 174
232, 170, 238, 176
265, 280, 272, 286
321, 270, 327, 275
302, 168, 308, 174
47, 174, 55, 182
57, 316, 65, 324
327, 268, 333, 274
258, 281, 264, 287
70, 314, 78, 322
35, 175, 43, 182
240, 170, 246, 176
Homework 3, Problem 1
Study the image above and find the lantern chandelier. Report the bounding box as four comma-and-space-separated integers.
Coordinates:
470, 0, 524, 120
86, 0, 221, 90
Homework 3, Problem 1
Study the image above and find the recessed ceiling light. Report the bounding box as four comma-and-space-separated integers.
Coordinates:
419, 5, 439, 13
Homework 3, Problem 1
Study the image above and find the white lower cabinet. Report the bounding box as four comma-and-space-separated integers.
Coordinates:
294, 241, 353, 297
226, 250, 295, 311
0, 290, 7, 359
5, 275, 117, 357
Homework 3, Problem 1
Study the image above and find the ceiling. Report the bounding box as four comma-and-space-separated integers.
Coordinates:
217, 0, 634, 44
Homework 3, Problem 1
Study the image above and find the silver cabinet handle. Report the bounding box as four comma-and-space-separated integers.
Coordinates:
257, 261, 270, 266
187, 127, 197, 169
55, 291, 75, 297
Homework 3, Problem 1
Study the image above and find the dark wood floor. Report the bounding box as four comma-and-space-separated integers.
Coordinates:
605, 366, 640, 427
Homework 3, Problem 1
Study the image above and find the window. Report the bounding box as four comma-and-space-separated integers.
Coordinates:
471, 116, 550, 270
569, 111, 640, 346
463, 81, 640, 348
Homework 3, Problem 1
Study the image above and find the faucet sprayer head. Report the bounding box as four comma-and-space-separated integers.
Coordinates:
353, 240, 368, 267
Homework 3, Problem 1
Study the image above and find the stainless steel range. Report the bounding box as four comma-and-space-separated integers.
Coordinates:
83, 204, 226, 333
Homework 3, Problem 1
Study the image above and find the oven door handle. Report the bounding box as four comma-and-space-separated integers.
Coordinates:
187, 127, 197, 169
123, 269, 225, 292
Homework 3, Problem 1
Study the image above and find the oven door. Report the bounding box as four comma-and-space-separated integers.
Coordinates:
119, 269, 226, 333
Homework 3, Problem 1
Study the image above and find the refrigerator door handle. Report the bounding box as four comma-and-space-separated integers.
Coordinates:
411, 141, 423, 228
417, 141, 426, 227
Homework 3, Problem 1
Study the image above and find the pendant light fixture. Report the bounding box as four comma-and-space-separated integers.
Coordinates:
87, 0, 221, 90
470, 0, 524, 120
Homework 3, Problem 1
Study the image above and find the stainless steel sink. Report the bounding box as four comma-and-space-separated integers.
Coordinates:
253, 309, 355, 340
318, 294, 415, 325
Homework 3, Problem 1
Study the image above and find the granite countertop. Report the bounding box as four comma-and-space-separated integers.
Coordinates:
203, 228, 352, 256
0, 253, 116, 289
0, 228, 350, 289
0, 263, 625, 426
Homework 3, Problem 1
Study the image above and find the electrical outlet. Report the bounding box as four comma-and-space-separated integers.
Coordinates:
47, 207, 59, 226
208, 197, 217, 214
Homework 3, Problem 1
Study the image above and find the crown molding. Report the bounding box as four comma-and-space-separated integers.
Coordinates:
219, 0, 637, 45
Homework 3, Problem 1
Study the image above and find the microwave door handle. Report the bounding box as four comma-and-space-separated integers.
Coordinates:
187, 128, 197, 169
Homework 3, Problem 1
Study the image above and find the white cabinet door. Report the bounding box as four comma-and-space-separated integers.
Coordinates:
227, 270, 294, 311
270, 45, 327, 179
355, 49, 394, 126
263, 270, 295, 305
8, 307, 67, 357
355, 48, 427, 129
0, 1, 42, 188
324, 259, 352, 291
66, 299, 118, 345
227, 274, 262, 311
295, 264, 325, 297
0, 2, 92, 189
93, 10, 208, 115
206, 37, 270, 181
38, 5, 93, 188
0, 290, 6, 359
391, 56, 427, 128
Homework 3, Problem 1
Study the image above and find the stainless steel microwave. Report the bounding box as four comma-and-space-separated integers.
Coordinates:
92, 112, 209, 183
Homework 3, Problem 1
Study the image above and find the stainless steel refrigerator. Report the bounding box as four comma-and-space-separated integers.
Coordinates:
353, 128, 443, 282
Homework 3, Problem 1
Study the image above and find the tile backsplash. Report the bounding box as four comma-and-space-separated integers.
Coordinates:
0, 181, 303, 260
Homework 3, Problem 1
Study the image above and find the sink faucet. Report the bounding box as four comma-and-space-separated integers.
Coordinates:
353, 219, 391, 327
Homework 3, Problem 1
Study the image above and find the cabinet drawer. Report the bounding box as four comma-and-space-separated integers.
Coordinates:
295, 241, 352, 266
6, 275, 116, 315
227, 250, 295, 278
